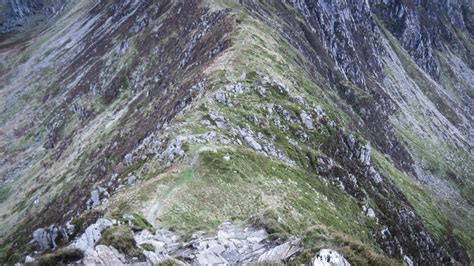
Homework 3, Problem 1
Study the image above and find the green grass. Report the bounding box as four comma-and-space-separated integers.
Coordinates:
130, 213, 154, 232
157, 147, 390, 262
140, 243, 155, 252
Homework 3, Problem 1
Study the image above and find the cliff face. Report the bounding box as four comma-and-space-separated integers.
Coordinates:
0, 0, 472, 265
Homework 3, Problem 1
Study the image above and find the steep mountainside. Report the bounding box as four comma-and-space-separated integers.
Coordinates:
0, 0, 472, 265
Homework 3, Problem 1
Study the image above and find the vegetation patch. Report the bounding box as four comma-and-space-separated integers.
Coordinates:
130, 213, 154, 232
140, 243, 155, 252
35, 248, 84, 266
99, 225, 144, 260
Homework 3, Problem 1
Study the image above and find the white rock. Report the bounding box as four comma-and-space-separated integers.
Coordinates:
25, 255, 35, 263
366, 208, 376, 218
403, 255, 414, 266
312, 249, 350, 266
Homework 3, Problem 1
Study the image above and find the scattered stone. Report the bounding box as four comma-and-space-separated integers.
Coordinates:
223, 155, 230, 161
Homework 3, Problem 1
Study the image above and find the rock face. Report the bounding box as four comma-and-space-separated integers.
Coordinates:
0, 0, 472, 265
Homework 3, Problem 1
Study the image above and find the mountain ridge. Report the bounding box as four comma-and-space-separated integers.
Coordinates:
0, 0, 472, 264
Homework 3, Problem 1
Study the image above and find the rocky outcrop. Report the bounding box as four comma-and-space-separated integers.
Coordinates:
69, 221, 301, 265
32, 223, 74, 251
67, 218, 116, 264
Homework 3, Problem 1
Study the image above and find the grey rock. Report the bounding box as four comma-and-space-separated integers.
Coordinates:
300, 111, 314, 129
195, 250, 228, 265
258, 237, 300, 262
33, 227, 58, 251
128, 175, 137, 186
243, 134, 262, 151
70, 218, 114, 254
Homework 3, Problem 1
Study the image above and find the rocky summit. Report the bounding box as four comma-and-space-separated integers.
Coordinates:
0, 0, 472, 265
